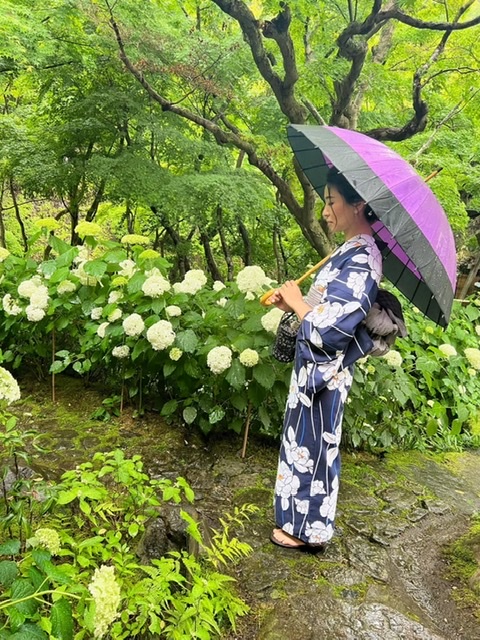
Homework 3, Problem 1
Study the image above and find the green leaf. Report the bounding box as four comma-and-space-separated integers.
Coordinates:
127, 272, 147, 294
48, 266, 71, 284
11, 579, 38, 615
103, 248, 127, 264
160, 399, 178, 416
225, 359, 246, 390
163, 361, 176, 377
49, 236, 73, 255
55, 247, 78, 268
230, 394, 247, 411
128, 523, 139, 537
0, 539, 21, 555
450, 419, 462, 436
10, 624, 48, 639
176, 329, 199, 353
209, 407, 225, 424
132, 340, 149, 361
0, 560, 19, 587
51, 598, 74, 640
426, 418, 438, 437
253, 364, 276, 389
83, 260, 107, 277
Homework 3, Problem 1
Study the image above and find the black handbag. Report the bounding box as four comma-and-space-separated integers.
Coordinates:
272, 312, 300, 363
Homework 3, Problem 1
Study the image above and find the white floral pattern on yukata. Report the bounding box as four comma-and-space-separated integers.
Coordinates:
274, 234, 382, 544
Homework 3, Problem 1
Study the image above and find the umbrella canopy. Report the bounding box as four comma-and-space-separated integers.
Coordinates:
287, 124, 457, 326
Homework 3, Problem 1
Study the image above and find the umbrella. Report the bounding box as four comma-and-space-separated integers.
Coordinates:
287, 124, 457, 327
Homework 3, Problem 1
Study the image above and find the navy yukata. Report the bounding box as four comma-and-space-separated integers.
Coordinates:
274, 234, 382, 544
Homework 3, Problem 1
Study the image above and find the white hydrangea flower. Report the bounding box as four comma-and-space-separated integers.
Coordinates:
108, 308, 122, 323
29, 285, 49, 310
2, 294, 22, 316
71, 262, 98, 286
239, 348, 259, 367
173, 269, 207, 295
217, 298, 227, 307
245, 291, 256, 301
261, 307, 284, 334
165, 305, 182, 318
18, 276, 42, 298
146, 320, 176, 351
118, 259, 137, 279
88, 565, 121, 639
57, 280, 76, 295
213, 280, 226, 292
142, 274, 171, 297
169, 347, 183, 361
0, 247, 10, 262
207, 346, 233, 374
236, 266, 271, 294
382, 350, 403, 368
476, 326, 480, 337
108, 291, 123, 305
73, 246, 89, 264
26, 305, 45, 322
465, 347, 480, 370
112, 345, 130, 359
90, 307, 103, 320
122, 313, 145, 337
438, 343, 457, 358
97, 322, 110, 338
32, 528, 61, 555
0, 367, 21, 405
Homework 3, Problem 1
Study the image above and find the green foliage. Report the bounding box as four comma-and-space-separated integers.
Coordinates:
345, 297, 480, 451
0, 440, 255, 639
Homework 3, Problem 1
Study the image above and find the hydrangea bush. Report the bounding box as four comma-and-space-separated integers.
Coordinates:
1, 231, 480, 449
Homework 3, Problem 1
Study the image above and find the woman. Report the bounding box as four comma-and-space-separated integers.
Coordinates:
269, 167, 382, 550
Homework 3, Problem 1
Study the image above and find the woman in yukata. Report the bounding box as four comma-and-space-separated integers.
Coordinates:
268, 167, 383, 551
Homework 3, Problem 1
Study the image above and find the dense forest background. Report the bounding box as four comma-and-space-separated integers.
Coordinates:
1, 0, 480, 290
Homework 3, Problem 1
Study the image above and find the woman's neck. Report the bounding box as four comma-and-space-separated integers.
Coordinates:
344, 220, 373, 240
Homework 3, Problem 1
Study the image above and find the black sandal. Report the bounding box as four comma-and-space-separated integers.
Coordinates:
270, 529, 326, 553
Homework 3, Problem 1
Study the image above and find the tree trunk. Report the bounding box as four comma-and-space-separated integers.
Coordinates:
458, 251, 480, 299
151, 206, 191, 278
200, 230, 223, 281
9, 178, 28, 253
216, 205, 233, 281
238, 218, 252, 266
0, 181, 6, 248
272, 225, 283, 283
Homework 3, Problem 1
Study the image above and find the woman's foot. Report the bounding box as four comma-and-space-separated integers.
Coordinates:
270, 528, 325, 552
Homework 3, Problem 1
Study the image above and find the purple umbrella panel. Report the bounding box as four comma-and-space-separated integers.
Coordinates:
287, 124, 457, 326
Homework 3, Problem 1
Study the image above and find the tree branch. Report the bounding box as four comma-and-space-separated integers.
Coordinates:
210, 0, 306, 122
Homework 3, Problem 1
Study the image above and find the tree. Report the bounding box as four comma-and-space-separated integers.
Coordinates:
105, 0, 480, 256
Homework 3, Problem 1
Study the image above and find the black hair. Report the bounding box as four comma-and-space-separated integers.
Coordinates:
325, 167, 363, 204
325, 167, 374, 218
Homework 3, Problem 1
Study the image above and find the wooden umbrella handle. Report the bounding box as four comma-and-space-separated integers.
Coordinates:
259, 253, 332, 306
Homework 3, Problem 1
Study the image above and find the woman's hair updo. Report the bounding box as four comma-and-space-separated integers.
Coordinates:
325, 167, 374, 217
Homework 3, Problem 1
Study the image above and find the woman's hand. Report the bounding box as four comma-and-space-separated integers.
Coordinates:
268, 289, 293, 312
268, 281, 312, 319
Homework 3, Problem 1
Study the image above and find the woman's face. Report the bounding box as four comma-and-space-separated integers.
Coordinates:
322, 184, 358, 235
